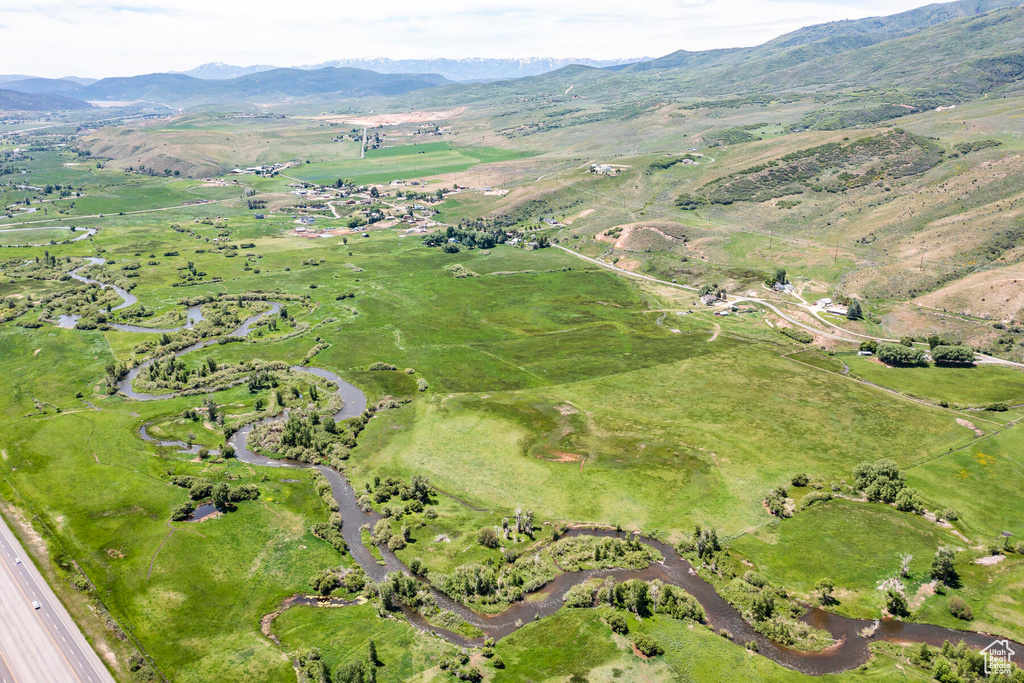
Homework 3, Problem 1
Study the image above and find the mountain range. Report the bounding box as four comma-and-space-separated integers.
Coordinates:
2, 0, 1023, 111
0, 67, 451, 109
173, 57, 645, 82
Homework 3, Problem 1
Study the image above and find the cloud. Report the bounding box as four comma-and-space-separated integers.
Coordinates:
0, 0, 954, 78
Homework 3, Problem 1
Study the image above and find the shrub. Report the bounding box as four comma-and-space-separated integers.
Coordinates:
799, 490, 833, 510
763, 486, 790, 517
491, 655, 504, 669
607, 612, 629, 634
417, 378, 428, 392
791, 473, 809, 487
780, 327, 813, 344
387, 534, 406, 550
667, 591, 705, 622
367, 362, 397, 371
633, 633, 664, 657
948, 595, 973, 620
743, 571, 768, 588
309, 569, 340, 596
170, 502, 194, 521
563, 583, 595, 608
940, 508, 959, 522
477, 526, 499, 548
894, 487, 922, 512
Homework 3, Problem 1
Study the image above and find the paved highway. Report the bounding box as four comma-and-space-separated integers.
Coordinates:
0, 516, 115, 683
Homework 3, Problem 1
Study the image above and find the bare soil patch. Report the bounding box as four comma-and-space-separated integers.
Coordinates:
975, 554, 1006, 566
956, 418, 984, 436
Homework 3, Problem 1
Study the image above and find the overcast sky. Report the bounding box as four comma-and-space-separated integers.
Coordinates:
1, 0, 952, 78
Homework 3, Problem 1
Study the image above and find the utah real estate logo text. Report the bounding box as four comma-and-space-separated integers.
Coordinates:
982, 639, 1015, 676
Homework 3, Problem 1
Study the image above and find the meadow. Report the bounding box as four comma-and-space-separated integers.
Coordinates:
2, 95, 1024, 682
843, 354, 1024, 408
287, 141, 531, 186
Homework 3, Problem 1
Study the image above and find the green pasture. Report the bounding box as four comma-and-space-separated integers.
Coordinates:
288, 142, 530, 185
844, 354, 1024, 407
733, 499, 960, 617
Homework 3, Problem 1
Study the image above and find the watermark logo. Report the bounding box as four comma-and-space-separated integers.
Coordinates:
982, 639, 1015, 676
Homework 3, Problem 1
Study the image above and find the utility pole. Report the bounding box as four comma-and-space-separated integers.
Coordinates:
834, 237, 839, 264
768, 229, 773, 251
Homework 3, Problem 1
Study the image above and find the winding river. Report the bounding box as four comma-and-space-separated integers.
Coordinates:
73, 265, 1024, 675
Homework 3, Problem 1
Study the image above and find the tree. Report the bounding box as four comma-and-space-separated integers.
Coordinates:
885, 587, 908, 616
751, 589, 775, 621
371, 519, 392, 545
876, 343, 926, 366
846, 298, 863, 320
697, 283, 717, 297
171, 502, 194, 521
852, 459, 906, 503
369, 186, 379, 198
931, 547, 957, 584
212, 482, 230, 509
894, 487, 922, 512
931, 345, 975, 365
188, 480, 212, 500
693, 524, 721, 562
368, 638, 378, 666
815, 578, 835, 605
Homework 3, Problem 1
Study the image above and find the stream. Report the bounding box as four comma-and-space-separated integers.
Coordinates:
85, 270, 1023, 675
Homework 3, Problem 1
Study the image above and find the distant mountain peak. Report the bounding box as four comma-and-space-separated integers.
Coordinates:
174, 57, 645, 83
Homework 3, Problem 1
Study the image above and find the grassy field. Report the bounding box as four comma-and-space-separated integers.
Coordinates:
732, 499, 961, 618
272, 603, 454, 682
0, 383, 346, 682
4, 92, 1024, 682
349, 331, 972, 538
287, 141, 531, 185
843, 354, 1024, 407
492, 608, 935, 682
906, 427, 1024, 540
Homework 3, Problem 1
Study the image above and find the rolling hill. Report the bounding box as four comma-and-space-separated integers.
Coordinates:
0, 88, 93, 111
8, 67, 452, 106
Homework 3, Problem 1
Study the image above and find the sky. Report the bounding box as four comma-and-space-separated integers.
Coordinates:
0, 0, 954, 78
